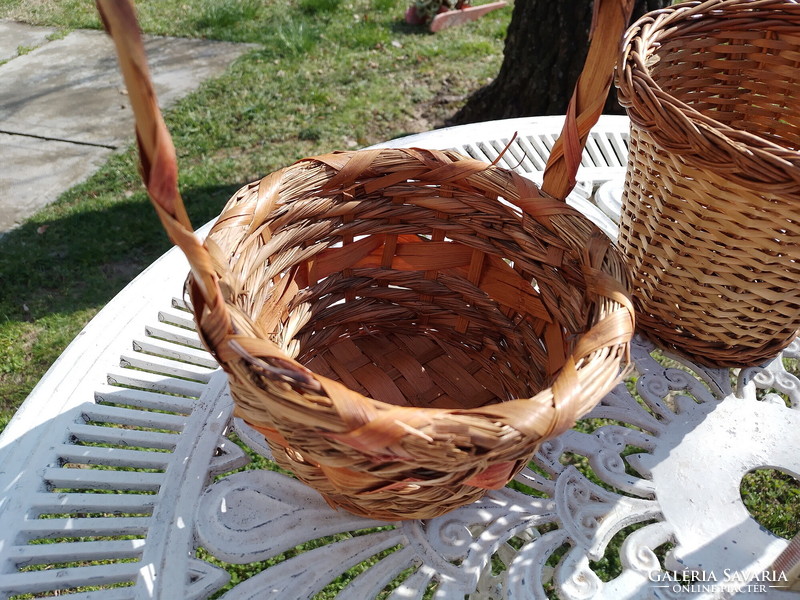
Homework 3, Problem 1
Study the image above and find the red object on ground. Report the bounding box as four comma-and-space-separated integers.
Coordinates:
429, 1, 507, 32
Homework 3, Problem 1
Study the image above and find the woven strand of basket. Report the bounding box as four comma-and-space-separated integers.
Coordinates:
616, 0, 800, 366
98, 0, 634, 520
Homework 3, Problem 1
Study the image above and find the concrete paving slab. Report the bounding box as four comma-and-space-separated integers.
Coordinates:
0, 20, 56, 62
0, 133, 112, 232
0, 24, 255, 233
0, 29, 253, 147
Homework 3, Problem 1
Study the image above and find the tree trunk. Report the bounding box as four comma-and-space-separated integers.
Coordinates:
448, 0, 669, 125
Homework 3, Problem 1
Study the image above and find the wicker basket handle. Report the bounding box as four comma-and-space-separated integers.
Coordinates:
97, 0, 233, 348
542, 0, 634, 200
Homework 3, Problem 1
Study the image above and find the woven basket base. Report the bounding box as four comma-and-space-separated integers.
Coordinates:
256, 424, 525, 521
634, 308, 798, 368
197, 147, 635, 520
208, 149, 632, 520
302, 331, 538, 412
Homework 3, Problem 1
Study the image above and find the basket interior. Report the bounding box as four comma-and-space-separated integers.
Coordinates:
209, 155, 600, 412
286, 251, 559, 410
652, 25, 800, 149
301, 331, 535, 411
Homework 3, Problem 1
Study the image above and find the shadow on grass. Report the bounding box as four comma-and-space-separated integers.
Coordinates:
0, 182, 241, 324
0, 182, 241, 416
387, 19, 436, 36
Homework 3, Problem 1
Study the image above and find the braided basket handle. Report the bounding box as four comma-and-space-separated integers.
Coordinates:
96, 0, 233, 349
542, 0, 635, 200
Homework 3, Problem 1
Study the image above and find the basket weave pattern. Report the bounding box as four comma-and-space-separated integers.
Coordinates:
617, 0, 800, 366
99, 0, 635, 521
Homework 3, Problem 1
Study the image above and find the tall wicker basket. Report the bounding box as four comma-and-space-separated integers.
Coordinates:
98, 0, 635, 521
616, 0, 800, 367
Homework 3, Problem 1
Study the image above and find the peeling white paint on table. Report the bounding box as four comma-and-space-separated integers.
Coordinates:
1, 116, 798, 599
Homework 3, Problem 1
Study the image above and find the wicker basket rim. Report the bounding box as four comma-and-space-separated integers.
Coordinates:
617, 0, 800, 189
204, 150, 635, 442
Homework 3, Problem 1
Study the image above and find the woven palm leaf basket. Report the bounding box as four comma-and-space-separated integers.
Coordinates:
616, 0, 800, 367
98, 0, 635, 521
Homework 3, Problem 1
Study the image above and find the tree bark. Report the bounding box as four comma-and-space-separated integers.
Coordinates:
447, 0, 669, 125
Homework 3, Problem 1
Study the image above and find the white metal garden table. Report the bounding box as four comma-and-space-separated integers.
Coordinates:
0, 115, 798, 600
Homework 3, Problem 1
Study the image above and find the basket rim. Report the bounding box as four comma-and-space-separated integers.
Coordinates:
616, 0, 800, 191
198, 148, 635, 445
